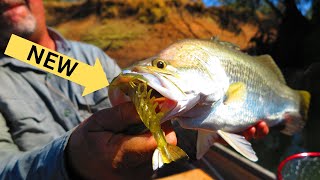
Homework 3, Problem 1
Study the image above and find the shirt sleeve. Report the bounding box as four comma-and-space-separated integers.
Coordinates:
0, 113, 72, 180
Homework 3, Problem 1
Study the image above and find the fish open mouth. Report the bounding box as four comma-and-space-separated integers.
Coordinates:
109, 71, 189, 165
109, 77, 177, 117
142, 85, 172, 113
131, 81, 177, 115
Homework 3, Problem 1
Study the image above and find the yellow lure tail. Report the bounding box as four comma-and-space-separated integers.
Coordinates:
129, 82, 188, 164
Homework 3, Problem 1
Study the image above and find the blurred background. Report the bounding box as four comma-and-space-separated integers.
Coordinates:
44, 0, 320, 174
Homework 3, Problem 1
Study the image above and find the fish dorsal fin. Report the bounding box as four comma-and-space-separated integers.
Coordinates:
255, 55, 286, 84
224, 82, 247, 105
217, 130, 258, 162
211, 36, 240, 51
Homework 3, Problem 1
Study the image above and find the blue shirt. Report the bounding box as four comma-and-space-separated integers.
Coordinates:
0, 29, 121, 179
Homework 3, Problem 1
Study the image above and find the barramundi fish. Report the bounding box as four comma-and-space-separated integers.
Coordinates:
108, 38, 310, 169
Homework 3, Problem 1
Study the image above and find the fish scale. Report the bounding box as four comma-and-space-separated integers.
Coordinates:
219, 63, 297, 130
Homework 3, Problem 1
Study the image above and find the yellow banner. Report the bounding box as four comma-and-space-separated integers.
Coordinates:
4, 34, 109, 96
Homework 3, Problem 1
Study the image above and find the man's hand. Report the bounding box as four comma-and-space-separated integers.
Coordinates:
242, 121, 269, 140
66, 102, 177, 180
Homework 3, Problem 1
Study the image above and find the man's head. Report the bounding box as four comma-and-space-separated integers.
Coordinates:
0, 0, 48, 49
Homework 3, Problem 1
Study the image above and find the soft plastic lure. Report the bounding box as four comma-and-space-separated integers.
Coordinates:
129, 81, 187, 164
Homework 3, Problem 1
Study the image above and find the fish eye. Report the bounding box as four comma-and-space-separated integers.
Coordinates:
152, 60, 167, 69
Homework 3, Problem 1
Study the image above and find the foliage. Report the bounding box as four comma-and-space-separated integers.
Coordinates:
57, 19, 146, 51
125, 0, 170, 23
80, 20, 146, 50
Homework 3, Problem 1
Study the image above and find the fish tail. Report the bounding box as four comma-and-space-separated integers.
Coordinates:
281, 90, 311, 135
298, 90, 311, 120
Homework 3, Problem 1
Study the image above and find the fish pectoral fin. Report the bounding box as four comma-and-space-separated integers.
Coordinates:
217, 130, 258, 162
224, 82, 247, 105
196, 130, 219, 159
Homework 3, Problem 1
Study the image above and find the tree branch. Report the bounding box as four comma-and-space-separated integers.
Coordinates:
263, 0, 283, 18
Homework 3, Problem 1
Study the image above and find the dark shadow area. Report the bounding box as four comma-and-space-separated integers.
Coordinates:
247, 0, 320, 68
246, 0, 320, 173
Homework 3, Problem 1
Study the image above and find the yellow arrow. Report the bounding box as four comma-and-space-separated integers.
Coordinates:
4, 34, 109, 96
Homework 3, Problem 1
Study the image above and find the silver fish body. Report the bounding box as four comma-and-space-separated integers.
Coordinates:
109, 38, 310, 163
172, 40, 301, 132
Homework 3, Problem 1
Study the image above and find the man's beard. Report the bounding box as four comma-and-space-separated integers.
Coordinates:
0, 10, 37, 50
